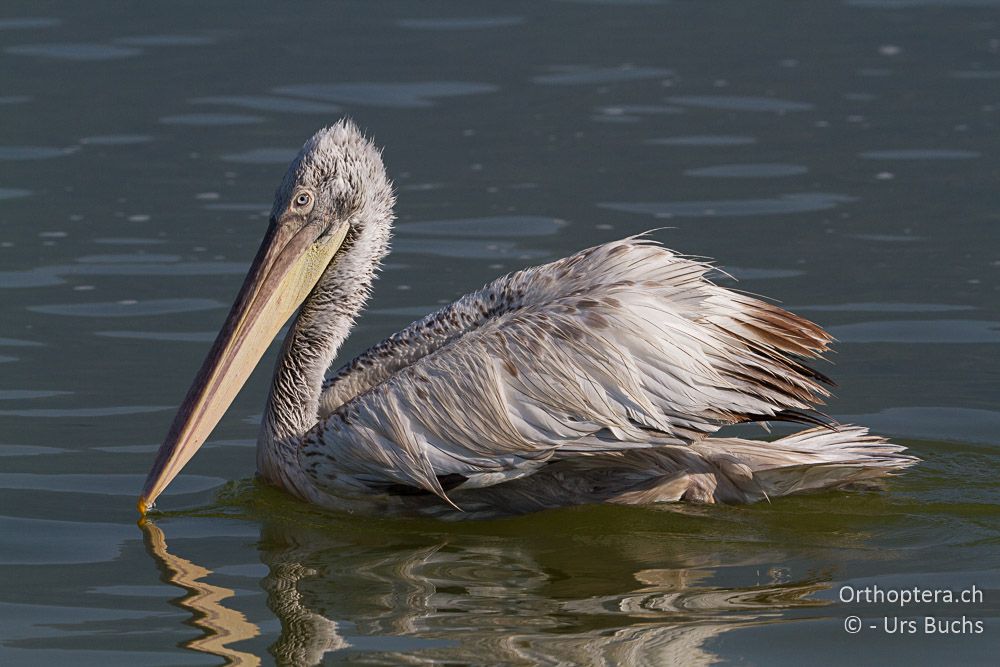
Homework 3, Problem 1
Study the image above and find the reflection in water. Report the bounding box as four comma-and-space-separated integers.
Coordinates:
141, 521, 261, 667
143, 504, 837, 666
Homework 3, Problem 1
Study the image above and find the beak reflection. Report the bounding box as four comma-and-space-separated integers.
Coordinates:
141, 520, 261, 666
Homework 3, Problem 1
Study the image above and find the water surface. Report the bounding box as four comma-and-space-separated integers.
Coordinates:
1, 1, 997, 665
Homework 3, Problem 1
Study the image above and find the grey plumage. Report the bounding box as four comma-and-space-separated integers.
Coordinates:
216, 120, 920, 517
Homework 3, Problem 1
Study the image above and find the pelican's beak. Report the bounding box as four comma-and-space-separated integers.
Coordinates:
138, 219, 349, 515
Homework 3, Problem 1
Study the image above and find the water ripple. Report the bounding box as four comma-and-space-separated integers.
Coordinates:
28, 298, 225, 317
593, 105, 684, 122
399, 216, 566, 238
794, 303, 974, 313
718, 267, 804, 280
0, 405, 172, 417
0, 146, 76, 160
115, 34, 215, 46
203, 202, 271, 213
533, 65, 672, 85
92, 438, 253, 453
950, 70, 1000, 79
95, 330, 217, 343
160, 113, 264, 126
839, 407, 1000, 445
0, 187, 32, 200
599, 193, 856, 218
848, 0, 1000, 7
0, 472, 221, 495
851, 233, 924, 242
79, 134, 153, 146
859, 149, 980, 160
397, 17, 525, 30
393, 238, 548, 259
0, 270, 63, 287
0, 445, 69, 457
0, 516, 133, 565
685, 163, 808, 178
556, 0, 666, 4
6, 42, 142, 60
667, 95, 814, 112
0, 18, 61, 30
827, 319, 1000, 343
2, 261, 246, 288
273, 82, 498, 108
647, 135, 758, 147
191, 95, 341, 114
222, 148, 300, 164
76, 253, 180, 263
0, 390, 71, 400
0, 337, 41, 347
93, 236, 165, 245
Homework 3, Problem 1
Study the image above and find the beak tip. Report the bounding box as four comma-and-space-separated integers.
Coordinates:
137, 496, 150, 517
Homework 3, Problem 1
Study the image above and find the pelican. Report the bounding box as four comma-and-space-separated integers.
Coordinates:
139, 120, 916, 517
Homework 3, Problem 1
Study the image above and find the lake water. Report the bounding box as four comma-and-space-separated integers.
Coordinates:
1, 1, 998, 664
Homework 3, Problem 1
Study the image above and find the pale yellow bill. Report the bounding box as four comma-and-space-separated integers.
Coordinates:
138, 221, 348, 514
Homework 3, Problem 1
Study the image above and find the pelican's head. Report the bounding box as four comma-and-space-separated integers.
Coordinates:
139, 119, 391, 514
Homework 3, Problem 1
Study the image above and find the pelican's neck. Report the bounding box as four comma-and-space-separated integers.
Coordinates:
258, 221, 390, 486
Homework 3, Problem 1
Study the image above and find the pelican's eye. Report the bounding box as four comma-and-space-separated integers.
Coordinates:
293, 192, 313, 209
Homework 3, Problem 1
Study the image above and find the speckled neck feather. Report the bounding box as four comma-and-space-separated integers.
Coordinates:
257, 121, 394, 489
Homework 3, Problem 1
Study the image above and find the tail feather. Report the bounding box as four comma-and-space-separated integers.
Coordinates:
418, 425, 916, 516
688, 425, 918, 502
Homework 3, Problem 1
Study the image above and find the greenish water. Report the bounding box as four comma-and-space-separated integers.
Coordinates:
1, 1, 998, 664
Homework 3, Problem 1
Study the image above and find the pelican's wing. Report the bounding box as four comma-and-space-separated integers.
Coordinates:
303, 238, 833, 500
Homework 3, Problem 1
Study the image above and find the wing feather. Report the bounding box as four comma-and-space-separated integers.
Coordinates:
301, 239, 833, 499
